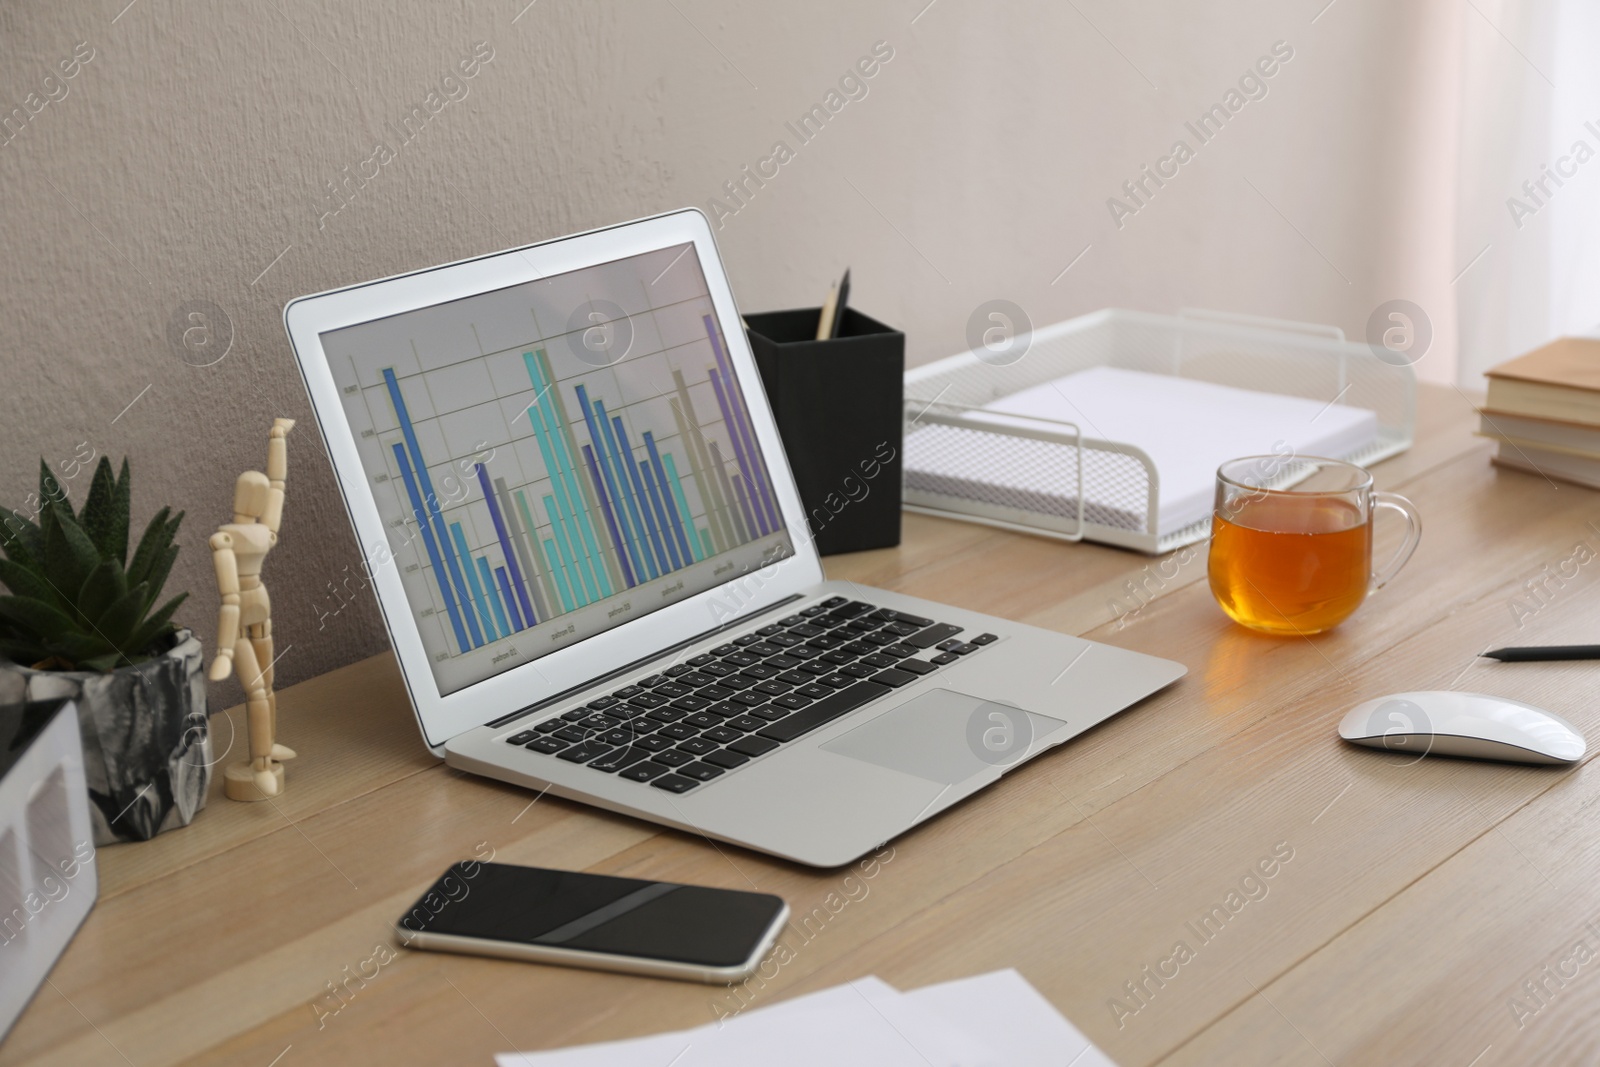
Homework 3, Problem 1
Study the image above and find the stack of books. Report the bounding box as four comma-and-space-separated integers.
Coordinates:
1481, 337, 1600, 488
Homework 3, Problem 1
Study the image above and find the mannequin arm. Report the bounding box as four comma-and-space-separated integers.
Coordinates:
209, 532, 240, 681
263, 418, 294, 534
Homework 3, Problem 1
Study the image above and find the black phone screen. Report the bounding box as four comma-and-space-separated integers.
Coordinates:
399, 861, 786, 967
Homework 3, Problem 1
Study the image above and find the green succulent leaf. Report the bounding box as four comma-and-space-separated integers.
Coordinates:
93, 581, 150, 650
38, 459, 68, 512
77, 559, 128, 626
0, 507, 42, 569
126, 591, 186, 654
127, 506, 172, 589
0, 595, 78, 641
79, 457, 131, 567
0, 557, 65, 609
141, 545, 179, 612
41, 504, 100, 599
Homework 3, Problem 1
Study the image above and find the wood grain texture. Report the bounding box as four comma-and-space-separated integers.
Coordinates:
8, 384, 1597, 1067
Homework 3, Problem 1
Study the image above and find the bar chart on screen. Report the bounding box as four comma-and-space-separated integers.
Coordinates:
320, 244, 792, 692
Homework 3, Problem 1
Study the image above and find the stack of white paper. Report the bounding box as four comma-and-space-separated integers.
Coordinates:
904, 365, 1379, 539
494, 969, 1116, 1067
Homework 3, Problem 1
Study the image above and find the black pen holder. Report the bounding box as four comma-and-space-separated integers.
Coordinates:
745, 307, 904, 556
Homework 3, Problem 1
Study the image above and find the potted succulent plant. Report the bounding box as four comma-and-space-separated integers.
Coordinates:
0, 457, 211, 844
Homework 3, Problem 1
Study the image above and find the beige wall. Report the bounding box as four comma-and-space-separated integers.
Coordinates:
0, 0, 1459, 698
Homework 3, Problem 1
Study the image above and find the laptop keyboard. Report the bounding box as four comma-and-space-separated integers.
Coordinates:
501, 595, 998, 794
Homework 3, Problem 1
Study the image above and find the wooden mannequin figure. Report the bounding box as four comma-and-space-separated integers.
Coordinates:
209, 418, 299, 801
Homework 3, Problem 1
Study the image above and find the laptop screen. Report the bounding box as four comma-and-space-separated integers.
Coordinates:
319, 242, 794, 696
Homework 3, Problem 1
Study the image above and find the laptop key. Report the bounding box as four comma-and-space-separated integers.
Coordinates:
741, 664, 780, 680
862, 653, 899, 669
699, 685, 739, 701
784, 644, 821, 660
646, 707, 689, 723
749, 705, 790, 721
733, 634, 762, 646
863, 633, 897, 647
757, 623, 784, 636
906, 623, 962, 649
797, 683, 834, 699
726, 715, 766, 732
655, 682, 692, 698
677, 737, 719, 755
883, 644, 918, 659
712, 643, 738, 656
558, 740, 613, 763
628, 693, 669, 709
637, 674, 666, 688
525, 737, 568, 754
820, 595, 849, 608
872, 668, 918, 688
701, 662, 735, 676
798, 661, 832, 675
703, 749, 750, 769
506, 730, 539, 745
614, 685, 644, 698
801, 605, 828, 616
553, 726, 593, 744
843, 641, 876, 656
679, 762, 726, 781
679, 671, 716, 687
684, 713, 723, 729
724, 651, 760, 667
535, 719, 567, 733
731, 691, 766, 706
885, 610, 934, 627
587, 695, 621, 710
718, 674, 756, 690
767, 633, 803, 648
753, 680, 789, 696
776, 670, 812, 686
780, 614, 806, 626
747, 642, 783, 656
621, 761, 671, 782
841, 664, 877, 679
758, 681, 891, 743
657, 723, 697, 741
729, 735, 781, 758
562, 708, 595, 721
949, 643, 978, 656
665, 664, 693, 677
651, 774, 699, 793
766, 655, 804, 671
598, 728, 641, 746
702, 726, 742, 744
897, 658, 939, 676
882, 622, 921, 637
788, 623, 826, 638
772, 694, 812, 710
822, 651, 856, 666
577, 713, 622, 730
670, 695, 712, 712
689, 653, 716, 666
705, 701, 743, 718
833, 600, 873, 618
932, 652, 959, 665
654, 749, 694, 766
588, 746, 651, 772
635, 735, 675, 752
818, 673, 854, 689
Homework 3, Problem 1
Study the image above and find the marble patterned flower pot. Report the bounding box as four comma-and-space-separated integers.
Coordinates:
0, 628, 211, 844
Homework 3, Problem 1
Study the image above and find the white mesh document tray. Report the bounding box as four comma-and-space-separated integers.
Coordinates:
902, 309, 1416, 554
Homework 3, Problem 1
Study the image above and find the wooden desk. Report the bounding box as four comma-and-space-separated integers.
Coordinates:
7, 384, 1597, 1066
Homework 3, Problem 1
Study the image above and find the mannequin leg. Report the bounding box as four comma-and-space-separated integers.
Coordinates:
233, 638, 280, 797
248, 620, 296, 761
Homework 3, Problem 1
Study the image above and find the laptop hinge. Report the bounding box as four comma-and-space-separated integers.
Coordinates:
486, 593, 806, 729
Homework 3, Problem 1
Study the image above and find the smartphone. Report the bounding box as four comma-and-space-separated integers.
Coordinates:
395, 861, 790, 983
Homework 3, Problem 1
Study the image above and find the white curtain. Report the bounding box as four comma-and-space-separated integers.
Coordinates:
1455, 0, 1600, 387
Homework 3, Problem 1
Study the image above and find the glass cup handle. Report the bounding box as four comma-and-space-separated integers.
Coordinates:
1370, 491, 1422, 593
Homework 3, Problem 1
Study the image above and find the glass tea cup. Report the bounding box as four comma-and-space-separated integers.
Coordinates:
1207, 455, 1421, 635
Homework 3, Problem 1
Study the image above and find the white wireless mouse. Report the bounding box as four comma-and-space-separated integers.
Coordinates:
1338, 691, 1586, 765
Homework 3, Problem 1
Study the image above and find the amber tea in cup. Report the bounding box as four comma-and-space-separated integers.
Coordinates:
1208, 456, 1420, 635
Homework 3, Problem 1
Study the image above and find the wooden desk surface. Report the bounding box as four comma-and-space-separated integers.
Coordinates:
7, 384, 1598, 1067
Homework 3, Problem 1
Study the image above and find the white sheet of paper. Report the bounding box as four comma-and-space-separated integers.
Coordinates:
905, 365, 1378, 538
494, 976, 1000, 1067
902, 969, 1119, 1067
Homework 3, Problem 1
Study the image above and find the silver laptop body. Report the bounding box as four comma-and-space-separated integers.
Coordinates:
285, 208, 1184, 868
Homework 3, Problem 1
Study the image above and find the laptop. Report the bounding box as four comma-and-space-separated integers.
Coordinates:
284, 208, 1185, 868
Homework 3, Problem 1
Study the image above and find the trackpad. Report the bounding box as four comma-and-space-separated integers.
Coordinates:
821, 689, 1067, 785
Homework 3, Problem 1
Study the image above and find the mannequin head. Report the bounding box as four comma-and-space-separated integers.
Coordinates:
233, 471, 270, 523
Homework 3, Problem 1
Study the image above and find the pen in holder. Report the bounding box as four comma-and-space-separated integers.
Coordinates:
744, 308, 904, 556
